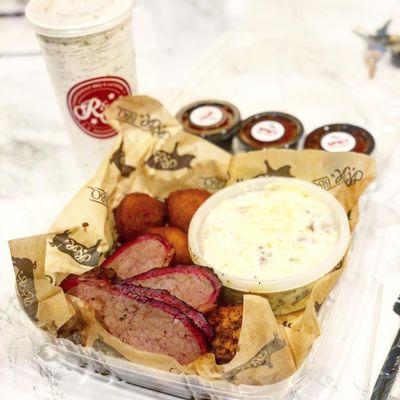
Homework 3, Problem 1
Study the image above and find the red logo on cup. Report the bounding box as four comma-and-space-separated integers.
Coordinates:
67, 76, 131, 139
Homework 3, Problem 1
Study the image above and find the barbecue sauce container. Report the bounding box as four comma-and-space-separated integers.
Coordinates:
232, 111, 304, 154
304, 123, 375, 154
176, 100, 241, 151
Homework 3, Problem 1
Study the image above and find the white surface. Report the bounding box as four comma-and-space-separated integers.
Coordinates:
1, 0, 400, 399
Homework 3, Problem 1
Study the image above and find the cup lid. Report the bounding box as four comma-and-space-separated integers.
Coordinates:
304, 123, 375, 154
25, 0, 134, 38
176, 99, 241, 141
237, 112, 304, 150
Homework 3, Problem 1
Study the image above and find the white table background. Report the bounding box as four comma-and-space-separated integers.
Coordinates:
1, 0, 400, 399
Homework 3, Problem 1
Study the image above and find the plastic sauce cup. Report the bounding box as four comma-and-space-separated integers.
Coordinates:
176, 99, 241, 152
188, 177, 350, 315
232, 111, 304, 154
25, 0, 137, 176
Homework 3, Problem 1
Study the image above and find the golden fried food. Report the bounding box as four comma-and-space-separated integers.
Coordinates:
207, 304, 243, 364
114, 193, 166, 242
166, 189, 211, 232
147, 226, 192, 265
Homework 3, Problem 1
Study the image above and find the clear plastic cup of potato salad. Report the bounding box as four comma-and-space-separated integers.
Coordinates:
189, 177, 350, 315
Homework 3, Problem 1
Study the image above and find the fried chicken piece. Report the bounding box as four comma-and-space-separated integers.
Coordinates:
207, 304, 243, 364
114, 193, 166, 242
166, 189, 211, 232
147, 226, 192, 265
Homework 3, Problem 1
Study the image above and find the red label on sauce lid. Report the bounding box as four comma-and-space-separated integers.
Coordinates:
250, 120, 285, 142
67, 76, 131, 139
320, 132, 356, 152
189, 105, 224, 128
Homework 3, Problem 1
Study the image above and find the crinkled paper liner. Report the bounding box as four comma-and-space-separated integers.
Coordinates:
8, 95, 375, 386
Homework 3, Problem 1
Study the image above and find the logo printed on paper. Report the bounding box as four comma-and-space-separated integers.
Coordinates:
115, 107, 171, 138
251, 121, 285, 142
189, 106, 224, 127
222, 332, 286, 383
140, 113, 170, 138
49, 230, 103, 266
110, 141, 136, 177
86, 186, 109, 207
67, 76, 131, 139
313, 166, 364, 190
116, 106, 138, 126
254, 160, 294, 178
12, 257, 38, 321
320, 132, 356, 152
236, 160, 294, 182
146, 142, 195, 171
314, 301, 322, 313
200, 176, 228, 190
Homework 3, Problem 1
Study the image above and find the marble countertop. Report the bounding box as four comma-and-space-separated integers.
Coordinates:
1, 0, 400, 399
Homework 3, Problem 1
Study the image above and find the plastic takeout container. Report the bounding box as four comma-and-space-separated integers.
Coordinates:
188, 177, 351, 315
6, 186, 381, 400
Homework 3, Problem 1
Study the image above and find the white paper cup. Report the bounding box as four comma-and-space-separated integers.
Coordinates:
26, 0, 137, 176
189, 177, 351, 315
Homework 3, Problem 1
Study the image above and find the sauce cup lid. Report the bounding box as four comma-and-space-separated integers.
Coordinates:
188, 177, 350, 293
176, 99, 241, 142
304, 123, 375, 154
237, 112, 304, 150
25, 0, 134, 38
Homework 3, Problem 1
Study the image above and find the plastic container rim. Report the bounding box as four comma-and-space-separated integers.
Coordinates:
188, 176, 351, 293
25, 0, 134, 38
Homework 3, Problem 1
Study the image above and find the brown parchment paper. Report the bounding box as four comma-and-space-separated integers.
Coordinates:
8, 95, 375, 386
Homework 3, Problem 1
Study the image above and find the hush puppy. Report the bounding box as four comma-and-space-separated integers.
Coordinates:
147, 226, 192, 265
166, 189, 210, 232
207, 304, 243, 364
114, 193, 165, 242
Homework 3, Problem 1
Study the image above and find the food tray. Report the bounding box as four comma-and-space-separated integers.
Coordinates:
22, 180, 382, 399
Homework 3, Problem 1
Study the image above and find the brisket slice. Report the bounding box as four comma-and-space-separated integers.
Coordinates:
124, 265, 221, 313
61, 274, 213, 341
60, 266, 117, 290
64, 277, 208, 364
101, 233, 174, 279
115, 283, 213, 341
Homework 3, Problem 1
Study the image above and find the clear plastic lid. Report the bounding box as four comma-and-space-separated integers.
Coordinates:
25, 0, 134, 38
